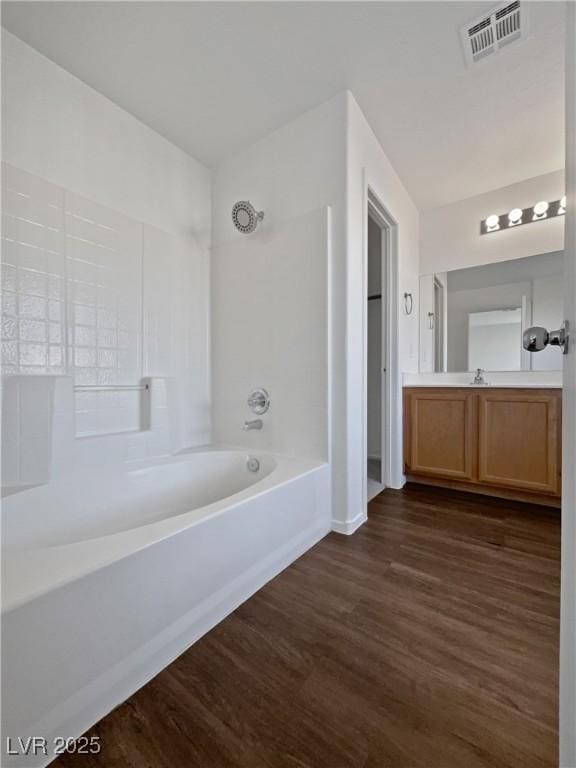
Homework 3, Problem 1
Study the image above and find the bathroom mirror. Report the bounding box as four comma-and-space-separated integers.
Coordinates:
420, 251, 564, 372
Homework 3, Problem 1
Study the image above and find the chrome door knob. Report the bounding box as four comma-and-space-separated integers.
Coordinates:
523, 321, 569, 354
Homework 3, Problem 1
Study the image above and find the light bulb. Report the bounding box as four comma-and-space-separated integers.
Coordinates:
508, 208, 523, 225
559, 196, 566, 214
486, 214, 500, 231
533, 201, 549, 220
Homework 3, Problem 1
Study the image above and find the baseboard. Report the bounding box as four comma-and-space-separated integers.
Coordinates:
331, 511, 367, 535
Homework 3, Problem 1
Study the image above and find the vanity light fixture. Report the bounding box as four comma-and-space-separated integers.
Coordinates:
480, 197, 566, 234
486, 214, 500, 232
533, 200, 549, 220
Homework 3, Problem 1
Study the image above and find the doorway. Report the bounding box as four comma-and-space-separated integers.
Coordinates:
366, 197, 391, 501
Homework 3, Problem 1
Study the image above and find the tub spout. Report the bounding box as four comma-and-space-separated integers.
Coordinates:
243, 418, 263, 431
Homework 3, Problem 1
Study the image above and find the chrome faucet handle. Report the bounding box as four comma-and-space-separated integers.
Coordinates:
247, 388, 270, 415
472, 368, 486, 385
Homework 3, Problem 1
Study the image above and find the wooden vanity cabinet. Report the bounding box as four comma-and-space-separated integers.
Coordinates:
403, 387, 561, 505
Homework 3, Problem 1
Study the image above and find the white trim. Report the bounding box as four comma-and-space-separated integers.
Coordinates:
560, 4, 576, 766
362, 179, 401, 516
331, 510, 367, 535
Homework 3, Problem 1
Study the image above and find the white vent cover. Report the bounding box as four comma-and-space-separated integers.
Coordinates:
461, 1, 527, 66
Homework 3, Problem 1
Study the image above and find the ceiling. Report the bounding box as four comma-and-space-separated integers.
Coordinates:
1, 1, 566, 210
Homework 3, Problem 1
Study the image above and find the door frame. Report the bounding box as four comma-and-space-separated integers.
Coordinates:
560, 4, 576, 766
433, 274, 445, 372
362, 183, 399, 510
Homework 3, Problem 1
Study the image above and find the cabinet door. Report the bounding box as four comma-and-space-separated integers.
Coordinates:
406, 390, 475, 480
477, 391, 560, 495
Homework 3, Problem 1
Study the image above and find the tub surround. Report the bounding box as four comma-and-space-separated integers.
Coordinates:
404, 386, 562, 507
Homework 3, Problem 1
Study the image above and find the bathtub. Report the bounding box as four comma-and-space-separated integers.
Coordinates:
1, 448, 330, 767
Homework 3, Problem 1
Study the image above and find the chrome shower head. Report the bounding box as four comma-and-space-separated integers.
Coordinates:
231, 201, 264, 234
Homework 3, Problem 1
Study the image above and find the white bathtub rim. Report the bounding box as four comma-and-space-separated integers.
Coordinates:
2, 454, 327, 614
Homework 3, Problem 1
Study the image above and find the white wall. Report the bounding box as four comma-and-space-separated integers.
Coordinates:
560, 5, 576, 766
420, 170, 565, 276
2, 31, 210, 246
1, 31, 211, 467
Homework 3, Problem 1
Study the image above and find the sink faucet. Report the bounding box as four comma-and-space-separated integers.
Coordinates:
243, 418, 263, 431
472, 368, 486, 385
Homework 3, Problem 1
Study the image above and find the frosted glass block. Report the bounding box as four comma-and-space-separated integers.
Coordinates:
49, 323, 62, 344
74, 368, 98, 385
20, 343, 47, 366
2, 292, 17, 316
19, 319, 47, 342
74, 326, 96, 347
74, 348, 97, 367
19, 295, 47, 320
2, 340, 18, 365
48, 299, 63, 322
97, 329, 117, 348
2, 316, 17, 340
98, 349, 117, 368
49, 346, 63, 367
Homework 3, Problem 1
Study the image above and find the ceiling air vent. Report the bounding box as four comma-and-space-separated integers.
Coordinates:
461, 1, 526, 66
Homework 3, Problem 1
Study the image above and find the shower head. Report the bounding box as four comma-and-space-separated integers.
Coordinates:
231, 201, 264, 234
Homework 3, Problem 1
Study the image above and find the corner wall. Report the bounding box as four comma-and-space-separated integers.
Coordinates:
211, 91, 420, 532
345, 93, 420, 528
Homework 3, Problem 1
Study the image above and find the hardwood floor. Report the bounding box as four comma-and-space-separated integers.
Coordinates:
57, 486, 560, 768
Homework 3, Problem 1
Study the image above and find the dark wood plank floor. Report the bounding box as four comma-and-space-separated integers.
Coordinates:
58, 485, 560, 768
